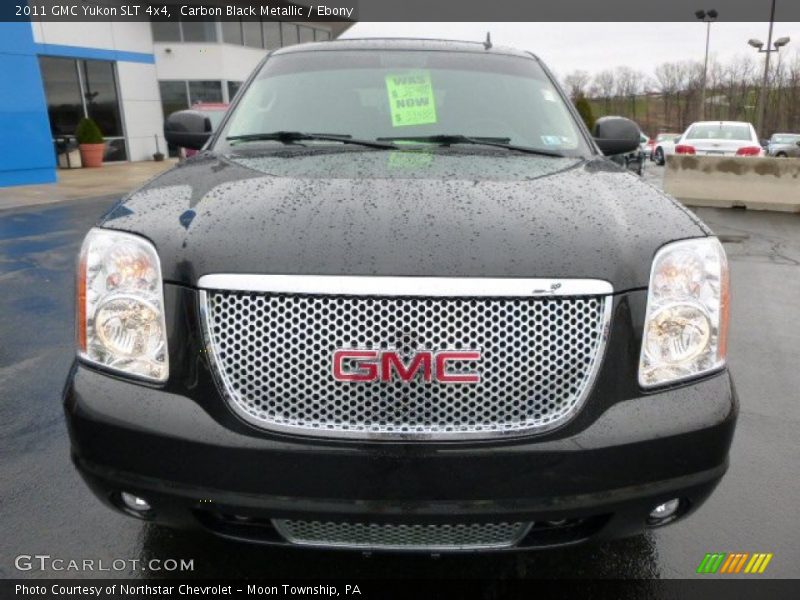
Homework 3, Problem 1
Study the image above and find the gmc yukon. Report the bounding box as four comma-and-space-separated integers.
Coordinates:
64, 39, 736, 552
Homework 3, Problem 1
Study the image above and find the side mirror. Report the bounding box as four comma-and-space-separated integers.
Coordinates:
592, 116, 641, 155
164, 110, 213, 150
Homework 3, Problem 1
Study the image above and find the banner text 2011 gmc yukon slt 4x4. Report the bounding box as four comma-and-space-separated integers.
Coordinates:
64, 39, 736, 552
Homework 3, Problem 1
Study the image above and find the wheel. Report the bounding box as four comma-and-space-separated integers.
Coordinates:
655, 148, 664, 165
776, 152, 788, 158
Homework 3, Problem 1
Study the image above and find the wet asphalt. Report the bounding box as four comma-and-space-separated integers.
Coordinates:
1, 166, 798, 580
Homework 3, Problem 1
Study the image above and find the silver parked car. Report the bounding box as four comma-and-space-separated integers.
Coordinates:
766, 133, 800, 157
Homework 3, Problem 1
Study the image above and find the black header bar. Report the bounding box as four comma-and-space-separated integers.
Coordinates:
3, 0, 800, 22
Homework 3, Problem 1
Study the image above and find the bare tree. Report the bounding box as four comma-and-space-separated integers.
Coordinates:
654, 62, 682, 128
593, 70, 615, 113
583, 50, 800, 137
563, 70, 591, 101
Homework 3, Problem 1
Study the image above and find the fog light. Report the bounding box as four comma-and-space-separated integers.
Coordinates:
649, 499, 680, 521
121, 492, 151, 512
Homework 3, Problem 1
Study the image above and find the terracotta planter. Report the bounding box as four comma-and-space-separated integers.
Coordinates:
79, 143, 105, 168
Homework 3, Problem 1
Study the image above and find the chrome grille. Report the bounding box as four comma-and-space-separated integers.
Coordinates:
272, 520, 531, 550
200, 278, 610, 440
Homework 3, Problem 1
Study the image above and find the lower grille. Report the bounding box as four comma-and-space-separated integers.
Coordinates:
272, 520, 531, 550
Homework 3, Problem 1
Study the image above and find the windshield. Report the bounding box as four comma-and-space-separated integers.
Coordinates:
686, 124, 752, 141
656, 133, 678, 142
205, 110, 227, 130
219, 50, 590, 157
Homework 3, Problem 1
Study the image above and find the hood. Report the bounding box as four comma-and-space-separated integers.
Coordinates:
101, 148, 708, 292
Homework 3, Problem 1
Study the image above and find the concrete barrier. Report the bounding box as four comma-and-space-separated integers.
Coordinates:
663, 155, 800, 212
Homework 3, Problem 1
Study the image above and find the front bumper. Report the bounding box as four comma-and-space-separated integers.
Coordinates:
64, 363, 737, 551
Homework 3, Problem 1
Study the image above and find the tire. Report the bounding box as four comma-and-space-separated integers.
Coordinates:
776, 152, 788, 158
655, 148, 664, 165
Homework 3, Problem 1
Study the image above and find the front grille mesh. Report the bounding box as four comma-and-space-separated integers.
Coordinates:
202, 291, 608, 438
272, 520, 531, 550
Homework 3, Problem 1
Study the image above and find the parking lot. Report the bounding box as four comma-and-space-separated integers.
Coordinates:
1, 174, 799, 579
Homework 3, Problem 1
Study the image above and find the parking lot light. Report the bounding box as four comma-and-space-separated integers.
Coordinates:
696, 9, 718, 120
752, 0, 791, 138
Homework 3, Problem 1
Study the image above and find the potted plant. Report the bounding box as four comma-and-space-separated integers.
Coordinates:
75, 117, 105, 168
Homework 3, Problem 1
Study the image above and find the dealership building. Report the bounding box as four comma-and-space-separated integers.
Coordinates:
0, 13, 352, 187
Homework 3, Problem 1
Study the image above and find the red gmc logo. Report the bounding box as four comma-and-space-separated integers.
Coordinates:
332, 349, 481, 384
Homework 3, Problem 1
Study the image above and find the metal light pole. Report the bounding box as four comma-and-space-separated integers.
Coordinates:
695, 9, 718, 121
750, 0, 790, 139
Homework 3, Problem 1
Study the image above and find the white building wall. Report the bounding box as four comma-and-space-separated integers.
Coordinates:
153, 42, 267, 83
32, 21, 154, 53
117, 62, 167, 161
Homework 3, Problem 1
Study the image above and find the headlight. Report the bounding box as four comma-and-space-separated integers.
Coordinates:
77, 228, 168, 382
639, 237, 729, 388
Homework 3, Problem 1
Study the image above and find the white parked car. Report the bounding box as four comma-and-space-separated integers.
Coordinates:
639, 132, 653, 158
674, 121, 763, 157
651, 133, 681, 165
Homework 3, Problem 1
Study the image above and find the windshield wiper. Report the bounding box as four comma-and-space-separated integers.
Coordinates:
226, 131, 398, 150
377, 134, 566, 158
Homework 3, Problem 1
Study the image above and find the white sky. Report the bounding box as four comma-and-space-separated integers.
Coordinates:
343, 22, 800, 81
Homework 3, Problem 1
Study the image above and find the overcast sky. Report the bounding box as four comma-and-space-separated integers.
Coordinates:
343, 22, 800, 82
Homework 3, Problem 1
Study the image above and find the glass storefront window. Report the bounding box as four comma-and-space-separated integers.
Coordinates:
181, 19, 217, 42
281, 22, 299, 46
81, 60, 123, 137
39, 57, 83, 136
159, 81, 190, 118
188, 81, 224, 105
152, 19, 334, 48
262, 21, 281, 49
151, 21, 181, 42
221, 20, 243, 45
159, 81, 190, 158
298, 26, 314, 44
39, 56, 127, 161
243, 20, 262, 48
104, 138, 128, 162
228, 81, 243, 101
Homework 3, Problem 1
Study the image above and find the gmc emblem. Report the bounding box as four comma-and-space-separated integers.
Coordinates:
332, 349, 481, 383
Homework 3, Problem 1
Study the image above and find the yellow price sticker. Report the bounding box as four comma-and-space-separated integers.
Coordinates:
385, 71, 438, 127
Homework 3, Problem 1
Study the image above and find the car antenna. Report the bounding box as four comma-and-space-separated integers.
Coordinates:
483, 32, 492, 50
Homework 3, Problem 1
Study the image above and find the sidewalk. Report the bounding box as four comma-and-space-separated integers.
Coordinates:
0, 160, 177, 211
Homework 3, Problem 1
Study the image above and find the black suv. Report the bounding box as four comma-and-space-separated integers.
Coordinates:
64, 39, 736, 552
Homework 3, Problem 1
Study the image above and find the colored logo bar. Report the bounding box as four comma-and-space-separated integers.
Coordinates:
696, 552, 773, 574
